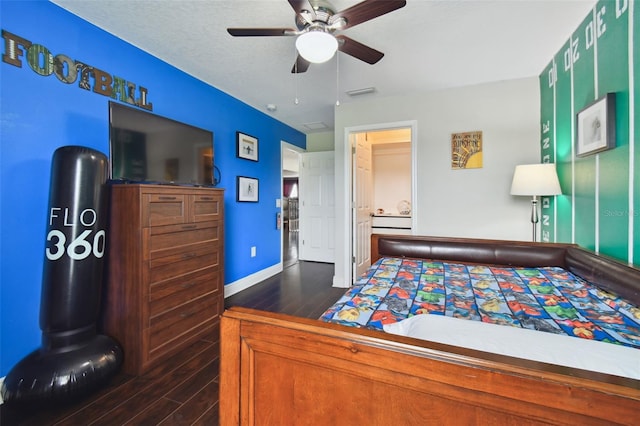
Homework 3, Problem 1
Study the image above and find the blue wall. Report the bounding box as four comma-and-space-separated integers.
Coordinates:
0, 1, 305, 376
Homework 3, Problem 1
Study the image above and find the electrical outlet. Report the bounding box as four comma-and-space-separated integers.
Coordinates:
251, 246, 256, 257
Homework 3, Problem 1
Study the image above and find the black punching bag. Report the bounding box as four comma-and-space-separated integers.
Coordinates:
1, 146, 123, 406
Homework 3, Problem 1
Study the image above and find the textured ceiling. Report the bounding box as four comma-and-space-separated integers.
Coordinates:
51, 0, 596, 134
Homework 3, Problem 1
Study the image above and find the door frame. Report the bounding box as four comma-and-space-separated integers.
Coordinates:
281, 141, 305, 267
342, 120, 418, 285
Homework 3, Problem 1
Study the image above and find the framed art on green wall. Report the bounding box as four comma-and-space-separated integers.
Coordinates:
575, 93, 616, 157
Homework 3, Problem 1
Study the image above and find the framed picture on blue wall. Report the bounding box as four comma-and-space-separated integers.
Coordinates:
575, 93, 616, 157
237, 176, 259, 202
237, 131, 258, 161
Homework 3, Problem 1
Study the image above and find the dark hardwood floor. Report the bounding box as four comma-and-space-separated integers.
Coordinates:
1, 260, 344, 425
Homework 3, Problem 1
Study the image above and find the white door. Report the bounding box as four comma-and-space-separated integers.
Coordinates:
353, 133, 373, 279
299, 151, 335, 263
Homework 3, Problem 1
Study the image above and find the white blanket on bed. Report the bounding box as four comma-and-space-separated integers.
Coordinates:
383, 314, 640, 380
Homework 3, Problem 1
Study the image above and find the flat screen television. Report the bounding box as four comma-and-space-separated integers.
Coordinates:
109, 101, 215, 186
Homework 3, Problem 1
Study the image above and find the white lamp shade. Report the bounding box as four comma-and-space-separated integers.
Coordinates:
510, 164, 562, 196
295, 31, 338, 63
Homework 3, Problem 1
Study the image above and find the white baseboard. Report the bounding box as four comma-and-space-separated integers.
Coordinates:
224, 263, 283, 298
332, 275, 349, 288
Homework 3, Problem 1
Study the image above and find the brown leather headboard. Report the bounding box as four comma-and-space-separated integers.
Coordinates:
565, 247, 640, 306
373, 235, 571, 267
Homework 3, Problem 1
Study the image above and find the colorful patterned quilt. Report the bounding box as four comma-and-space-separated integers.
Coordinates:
320, 257, 640, 349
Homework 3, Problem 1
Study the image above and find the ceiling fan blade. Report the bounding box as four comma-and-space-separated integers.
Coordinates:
227, 28, 295, 37
288, 0, 317, 22
336, 35, 384, 64
331, 0, 406, 29
291, 55, 311, 73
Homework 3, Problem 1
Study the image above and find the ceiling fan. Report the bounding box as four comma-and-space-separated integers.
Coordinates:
227, 0, 407, 73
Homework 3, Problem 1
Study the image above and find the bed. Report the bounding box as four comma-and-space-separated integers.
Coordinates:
220, 235, 640, 425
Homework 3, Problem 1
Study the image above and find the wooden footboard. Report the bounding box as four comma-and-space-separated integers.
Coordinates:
220, 307, 639, 426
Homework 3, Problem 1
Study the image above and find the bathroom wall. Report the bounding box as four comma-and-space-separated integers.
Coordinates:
372, 142, 412, 215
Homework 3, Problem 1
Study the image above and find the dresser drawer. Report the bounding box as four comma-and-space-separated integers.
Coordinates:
144, 193, 187, 227
191, 193, 222, 222
149, 244, 220, 284
147, 222, 220, 260
149, 266, 220, 317
148, 295, 219, 354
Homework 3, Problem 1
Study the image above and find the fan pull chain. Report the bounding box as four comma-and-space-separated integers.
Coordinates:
294, 45, 300, 105
335, 52, 340, 106
294, 67, 300, 105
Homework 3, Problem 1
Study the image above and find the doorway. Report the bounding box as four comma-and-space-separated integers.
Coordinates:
350, 122, 417, 282
282, 142, 302, 268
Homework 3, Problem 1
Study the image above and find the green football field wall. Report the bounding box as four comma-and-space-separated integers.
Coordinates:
539, 0, 637, 264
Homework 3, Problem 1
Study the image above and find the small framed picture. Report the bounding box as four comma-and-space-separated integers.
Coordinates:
576, 93, 616, 157
236, 131, 258, 161
237, 176, 258, 202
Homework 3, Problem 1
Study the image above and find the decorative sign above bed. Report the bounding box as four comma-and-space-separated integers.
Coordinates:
1, 29, 153, 111
451, 130, 483, 169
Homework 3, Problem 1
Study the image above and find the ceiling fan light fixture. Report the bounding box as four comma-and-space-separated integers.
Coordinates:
295, 30, 338, 64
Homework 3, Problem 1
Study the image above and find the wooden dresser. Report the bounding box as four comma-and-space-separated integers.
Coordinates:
103, 184, 224, 375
